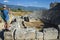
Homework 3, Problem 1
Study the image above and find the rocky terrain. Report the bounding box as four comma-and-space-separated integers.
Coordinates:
0, 11, 60, 40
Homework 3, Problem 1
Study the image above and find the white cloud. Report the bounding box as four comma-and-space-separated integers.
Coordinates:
4, 0, 9, 3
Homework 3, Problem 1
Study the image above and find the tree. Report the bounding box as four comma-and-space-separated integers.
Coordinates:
18, 8, 22, 11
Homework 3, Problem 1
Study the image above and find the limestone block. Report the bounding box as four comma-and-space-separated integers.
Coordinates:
15, 29, 27, 39
25, 31, 35, 39
37, 32, 43, 40
25, 39, 36, 40
44, 39, 59, 40
4, 39, 13, 40
25, 28, 35, 39
43, 28, 58, 39
37, 39, 43, 40
4, 31, 13, 40
10, 24, 17, 32
15, 39, 25, 40
10, 22, 21, 32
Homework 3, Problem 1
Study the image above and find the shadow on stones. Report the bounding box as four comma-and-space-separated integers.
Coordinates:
13, 29, 16, 40
0, 30, 5, 40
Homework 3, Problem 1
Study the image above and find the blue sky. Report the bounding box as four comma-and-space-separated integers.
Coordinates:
0, 0, 60, 8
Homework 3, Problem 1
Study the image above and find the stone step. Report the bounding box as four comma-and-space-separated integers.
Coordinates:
4, 31, 14, 40
36, 32, 43, 40
43, 28, 58, 39
15, 29, 27, 39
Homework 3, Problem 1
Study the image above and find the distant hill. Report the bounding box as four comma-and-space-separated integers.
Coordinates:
0, 3, 48, 11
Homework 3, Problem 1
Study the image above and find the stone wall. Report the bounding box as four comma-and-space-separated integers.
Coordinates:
3, 28, 58, 40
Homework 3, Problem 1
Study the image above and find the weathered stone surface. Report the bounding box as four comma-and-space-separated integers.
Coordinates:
15, 39, 25, 40
25, 39, 36, 40
36, 32, 43, 40
15, 28, 36, 40
10, 22, 20, 32
43, 28, 58, 39
4, 31, 13, 40
25, 28, 35, 39
0, 38, 2, 40
19, 18, 24, 28
4, 39, 13, 40
15, 28, 27, 39
25, 32, 35, 39
44, 39, 59, 40
37, 39, 43, 40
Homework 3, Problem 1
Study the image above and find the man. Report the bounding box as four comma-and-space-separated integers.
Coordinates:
1, 5, 10, 31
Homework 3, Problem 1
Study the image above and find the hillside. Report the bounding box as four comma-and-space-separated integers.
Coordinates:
0, 3, 47, 11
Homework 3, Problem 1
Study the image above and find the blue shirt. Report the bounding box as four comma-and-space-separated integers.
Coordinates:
1, 9, 9, 21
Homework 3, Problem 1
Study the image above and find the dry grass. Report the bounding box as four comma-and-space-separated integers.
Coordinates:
24, 20, 44, 29
12, 11, 32, 16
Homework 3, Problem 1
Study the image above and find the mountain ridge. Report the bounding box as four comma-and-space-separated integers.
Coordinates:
0, 3, 48, 11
